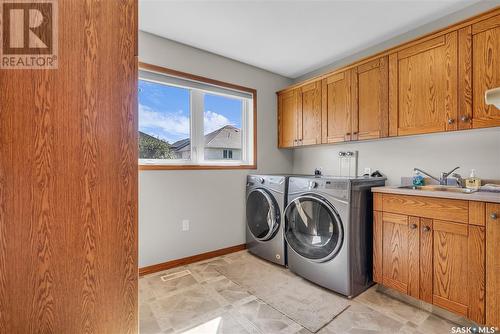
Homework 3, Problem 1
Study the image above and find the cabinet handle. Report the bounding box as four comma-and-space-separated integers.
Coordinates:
410, 223, 418, 229
447, 118, 455, 125
491, 213, 498, 220
461, 115, 471, 123
423, 226, 431, 232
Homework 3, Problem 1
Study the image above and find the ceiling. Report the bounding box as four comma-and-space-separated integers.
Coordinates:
139, 0, 481, 78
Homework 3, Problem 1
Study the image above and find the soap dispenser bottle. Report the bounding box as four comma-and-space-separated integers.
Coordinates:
466, 169, 481, 190
412, 170, 424, 186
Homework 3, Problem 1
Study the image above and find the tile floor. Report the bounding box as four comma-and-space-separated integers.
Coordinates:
139, 250, 466, 334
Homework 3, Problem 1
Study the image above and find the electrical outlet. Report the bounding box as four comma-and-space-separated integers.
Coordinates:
363, 167, 372, 175
182, 219, 190, 231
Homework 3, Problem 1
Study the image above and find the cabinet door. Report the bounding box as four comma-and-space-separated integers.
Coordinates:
298, 81, 322, 146
322, 70, 352, 143
278, 89, 298, 148
486, 203, 500, 327
472, 15, 500, 128
382, 213, 409, 293
352, 57, 389, 140
432, 220, 470, 317
373, 211, 383, 283
389, 32, 458, 136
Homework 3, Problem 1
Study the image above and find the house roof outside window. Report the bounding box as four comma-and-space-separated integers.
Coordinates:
171, 125, 242, 153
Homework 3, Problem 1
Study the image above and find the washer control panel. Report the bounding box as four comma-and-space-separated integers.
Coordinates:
289, 177, 349, 201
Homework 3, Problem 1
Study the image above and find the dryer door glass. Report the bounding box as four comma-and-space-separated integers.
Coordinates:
246, 189, 280, 241
285, 196, 343, 261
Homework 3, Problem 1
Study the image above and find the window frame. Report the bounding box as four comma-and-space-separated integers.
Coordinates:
138, 62, 257, 171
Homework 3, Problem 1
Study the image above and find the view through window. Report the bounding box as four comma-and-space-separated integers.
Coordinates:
138, 68, 254, 167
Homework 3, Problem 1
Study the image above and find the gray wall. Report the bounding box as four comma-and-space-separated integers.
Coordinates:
293, 1, 500, 185
292, 128, 500, 186
139, 31, 293, 267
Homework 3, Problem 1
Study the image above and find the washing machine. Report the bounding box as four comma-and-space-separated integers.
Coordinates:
284, 176, 386, 297
246, 174, 291, 266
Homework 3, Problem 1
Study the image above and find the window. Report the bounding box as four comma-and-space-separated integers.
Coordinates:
138, 64, 256, 169
223, 149, 233, 159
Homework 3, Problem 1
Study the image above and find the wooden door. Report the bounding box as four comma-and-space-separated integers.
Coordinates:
352, 57, 389, 140
373, 210, 383, 283
486, 203, 500, 327
382, 213, 410, 293
419, 218, 434, 303
432, 220, 485, 322
278, 89, 299, 148
0, 1, 138, 333
298, 81, 322, 146
389, 32, 458, 136
472, 15, 500, 128
322, 70, 352, 143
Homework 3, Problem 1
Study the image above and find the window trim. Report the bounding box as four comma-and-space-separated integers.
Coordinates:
138, 62, 257, 171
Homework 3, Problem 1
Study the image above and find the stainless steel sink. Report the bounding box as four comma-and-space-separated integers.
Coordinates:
398, 185, 478, 194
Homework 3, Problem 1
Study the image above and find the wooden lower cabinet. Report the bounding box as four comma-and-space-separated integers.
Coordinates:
373, 194, 490, 324
486, 203, 500, 328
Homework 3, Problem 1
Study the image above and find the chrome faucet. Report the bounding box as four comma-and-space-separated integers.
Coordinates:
413, 167, 460, 185
452, 173, 466, 188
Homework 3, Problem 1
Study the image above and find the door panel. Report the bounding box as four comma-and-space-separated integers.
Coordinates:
472, 19, 500, 128
395, 32, 458, 135
420, 218, 434, 303
408, 216, 420, 299
278, 90, 298, 148
352, 57, 389, 140
299, 82, 322, 146
468, 225, 485, 324
0, 1, 138, 332
373, 211, 383, 283
486, 203, 500, 327
322, 71, 352, 143
458, 26, 473, 130
285, 196, 343, 261
432, 220, 469, 317
382, 213, 409, 294
246, 189, 279, 241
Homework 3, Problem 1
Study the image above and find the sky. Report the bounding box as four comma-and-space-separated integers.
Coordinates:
139, 79, 242, 144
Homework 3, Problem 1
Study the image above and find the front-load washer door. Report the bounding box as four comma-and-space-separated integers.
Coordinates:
284, 195, 343, 262
246, 188, 280, 241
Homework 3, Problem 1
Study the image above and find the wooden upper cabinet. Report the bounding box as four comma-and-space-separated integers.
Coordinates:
389, 32, 458, 136
278, 82, 322, 148
298, 81, 322, 145
277, 9, 500, 147
352, 57, 389, 140
472, 15, 500, 128
322, 70, 352, 143
278, 89, 298, 148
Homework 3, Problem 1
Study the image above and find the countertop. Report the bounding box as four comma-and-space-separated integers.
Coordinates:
372, 186, 500, 204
